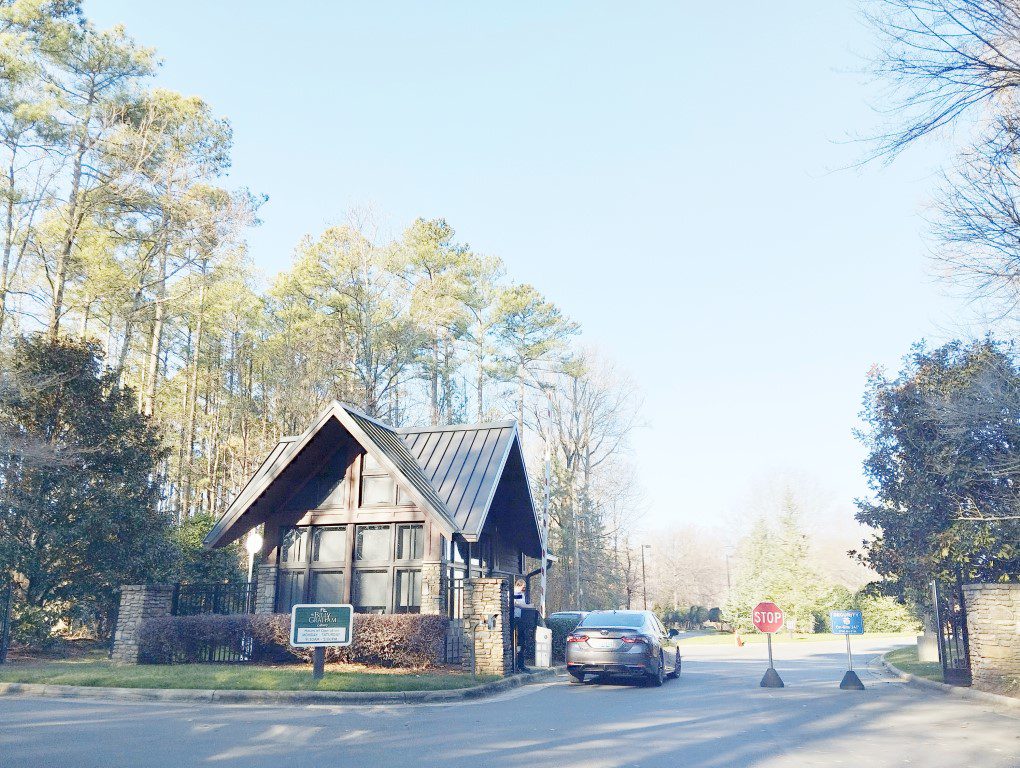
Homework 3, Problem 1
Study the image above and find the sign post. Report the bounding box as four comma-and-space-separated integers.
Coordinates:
290, 604, 353, 682
752, 601, 785, 688
829, 609, 865, 690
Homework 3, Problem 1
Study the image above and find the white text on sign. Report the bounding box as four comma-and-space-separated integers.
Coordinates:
296, 627, 348, 644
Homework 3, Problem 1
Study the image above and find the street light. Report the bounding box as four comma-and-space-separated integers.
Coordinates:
245, 529, 263, 585
641, 544, 651, 610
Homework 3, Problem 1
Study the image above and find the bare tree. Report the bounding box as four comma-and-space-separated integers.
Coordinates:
933, 143, 1020, 311
534, 350, 643, 609
866, 0, 1020, 159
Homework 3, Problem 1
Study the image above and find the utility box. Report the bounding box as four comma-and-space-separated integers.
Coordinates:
534, 626, 552, 668
917, 632, 939, 663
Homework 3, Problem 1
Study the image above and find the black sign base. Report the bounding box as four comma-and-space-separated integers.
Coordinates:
312, 646, 325, 681
760, 667, 785, 688
839, 670, 865, 690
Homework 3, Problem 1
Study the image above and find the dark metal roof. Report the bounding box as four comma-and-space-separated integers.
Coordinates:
397, 421, 519, 537
344, 408, 460, 532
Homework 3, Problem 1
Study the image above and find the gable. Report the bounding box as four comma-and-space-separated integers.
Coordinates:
203, 402, 458, 549
203, 401, 543, 555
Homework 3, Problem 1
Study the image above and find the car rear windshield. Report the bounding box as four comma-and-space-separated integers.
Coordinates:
578, 612, 645, 629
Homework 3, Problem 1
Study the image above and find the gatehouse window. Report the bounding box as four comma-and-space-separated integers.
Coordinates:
359, 452, 414, 507
351, 523, 423, 613
395, 569, 422, 613
278, 523, 424, 614
275, 524, 347, 613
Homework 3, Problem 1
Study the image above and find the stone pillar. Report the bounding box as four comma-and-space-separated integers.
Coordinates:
963, 583, 1020, 690
254, 563, 277, 614
420, 562, 446, 616
461, 577, 512, 677
110, 585, 174, 664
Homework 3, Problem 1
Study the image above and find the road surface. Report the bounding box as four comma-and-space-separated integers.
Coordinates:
1, 638, 1017, 767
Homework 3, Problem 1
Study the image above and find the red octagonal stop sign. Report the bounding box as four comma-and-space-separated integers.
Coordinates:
752, 602, 784, 633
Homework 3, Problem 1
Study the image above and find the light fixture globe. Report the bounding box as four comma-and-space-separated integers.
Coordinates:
245, 530, 264, 556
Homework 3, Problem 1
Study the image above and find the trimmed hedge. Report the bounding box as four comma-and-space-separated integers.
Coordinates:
547, 615, 583, 661
138, 613, 449, 669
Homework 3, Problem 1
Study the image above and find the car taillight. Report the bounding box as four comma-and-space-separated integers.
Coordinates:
566, 634, 588, 643
621, 636, 647, 644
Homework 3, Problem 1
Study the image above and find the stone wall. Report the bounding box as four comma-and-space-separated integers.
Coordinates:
420, 562, 445, 616
461, 577, 511, 677
963, 583, 1020, 689
254, 563, 277, 614
110, 585, 174, 663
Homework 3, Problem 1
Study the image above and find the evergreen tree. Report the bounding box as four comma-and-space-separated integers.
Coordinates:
0, 336, 174, 639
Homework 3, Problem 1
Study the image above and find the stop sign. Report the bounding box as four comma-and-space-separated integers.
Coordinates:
752, 602, 784, 633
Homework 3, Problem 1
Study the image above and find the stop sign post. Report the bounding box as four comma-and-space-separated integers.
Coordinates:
752, 601, 785, 688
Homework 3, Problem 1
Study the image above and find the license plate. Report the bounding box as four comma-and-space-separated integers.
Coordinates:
589, 639, 617, 649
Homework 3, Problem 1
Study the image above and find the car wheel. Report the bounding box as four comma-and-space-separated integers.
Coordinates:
569, 670, 585, 684
667, 649, 681, 680
648, 654, 665, 687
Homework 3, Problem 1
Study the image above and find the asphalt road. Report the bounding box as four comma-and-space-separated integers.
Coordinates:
1, 638, 1018, 768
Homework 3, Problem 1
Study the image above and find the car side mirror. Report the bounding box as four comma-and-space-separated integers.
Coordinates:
668, 628, 679, 639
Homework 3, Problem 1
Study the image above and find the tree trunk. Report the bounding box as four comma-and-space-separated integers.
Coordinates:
476, 335, 485, 422
49, 126, 91, 342
430, 334, 440, 424
0, 152, 17, 341
142, 249, 168, 417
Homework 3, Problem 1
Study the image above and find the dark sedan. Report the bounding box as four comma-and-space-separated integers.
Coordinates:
565, 610, 680, 686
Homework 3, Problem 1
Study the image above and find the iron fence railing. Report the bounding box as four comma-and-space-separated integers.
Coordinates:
171, 582, 256, 617
447, 570, 465, 620
932, 578, 972, 686
444, 619, 464, 664
0, 578, 12, 665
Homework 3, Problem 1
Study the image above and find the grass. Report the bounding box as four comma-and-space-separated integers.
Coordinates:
677, 630, 914, 646
884, 646, 943, 682
0, 659, 498, 692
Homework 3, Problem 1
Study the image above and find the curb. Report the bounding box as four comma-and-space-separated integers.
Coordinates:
880, 654, 1019, 711
0, 665, 565, 706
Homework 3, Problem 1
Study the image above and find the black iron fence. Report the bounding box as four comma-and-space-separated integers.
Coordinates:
171, 582, 255, 617
932, 578, 972, 686
446, 569, 465, 620
0, 578, 12, 664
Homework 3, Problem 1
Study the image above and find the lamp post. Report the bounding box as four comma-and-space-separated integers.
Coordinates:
245, 529, 263, 585
641, 544, 651, 610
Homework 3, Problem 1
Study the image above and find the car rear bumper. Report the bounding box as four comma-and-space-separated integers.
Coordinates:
566, 648, 657, 676
567, 661, 655, 675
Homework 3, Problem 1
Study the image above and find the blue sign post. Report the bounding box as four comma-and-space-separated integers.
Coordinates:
829, 610, 865, 690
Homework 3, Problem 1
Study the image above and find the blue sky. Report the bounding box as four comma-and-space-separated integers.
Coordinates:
86, 1, 970, 534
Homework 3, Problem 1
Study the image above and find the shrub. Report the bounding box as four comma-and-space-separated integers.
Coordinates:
139, 613, 450, 669
854, 594, 920, 633
547, 615, 583, 661
11, 603, 63, 649
138, 614, 262, 664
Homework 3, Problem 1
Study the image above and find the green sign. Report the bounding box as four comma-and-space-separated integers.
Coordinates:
290, 604, 353, 647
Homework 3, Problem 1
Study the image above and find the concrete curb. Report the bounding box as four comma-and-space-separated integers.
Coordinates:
880, 654, 1019, 711
0, 665, 565, 707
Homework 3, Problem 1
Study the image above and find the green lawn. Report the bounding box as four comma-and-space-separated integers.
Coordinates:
884, 646, 943, 682
0, 660, 498, 692
677, 631, 914, 646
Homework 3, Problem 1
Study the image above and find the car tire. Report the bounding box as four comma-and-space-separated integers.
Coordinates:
569, 670, 585, 684
648, 654, 665, 687
667, 649, 681, 679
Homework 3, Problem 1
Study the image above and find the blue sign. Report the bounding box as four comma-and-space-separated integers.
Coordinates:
830, 610, 864, 635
